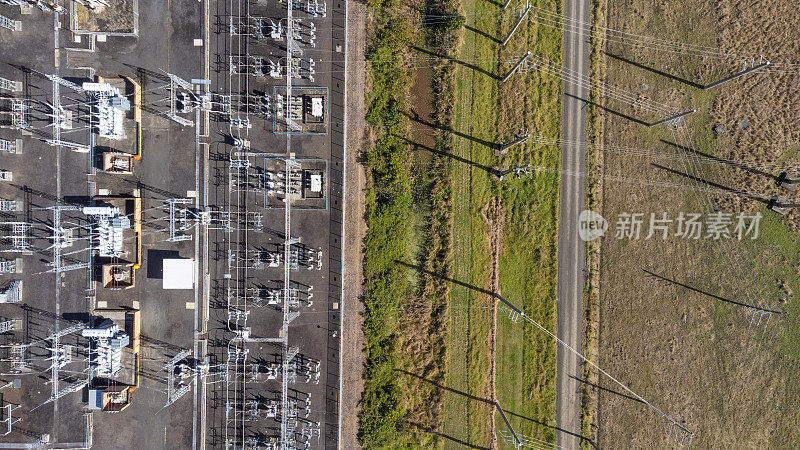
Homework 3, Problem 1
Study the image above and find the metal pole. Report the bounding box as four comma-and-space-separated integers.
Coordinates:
702, 61, 769, 90
502, 51, 530, 83
502, 6, 531, 46
499, 133, 528, 152
495, 402, 521, 448
648, 109, 696, 127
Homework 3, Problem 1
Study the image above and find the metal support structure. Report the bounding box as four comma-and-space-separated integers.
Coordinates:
0, 201, 18, 212
1, 222, 30, 252
495, 402, 521, 448
46, 262, 90, 273
778, 171, 799, 190
502, 4, 531, 46
496, 131, 529, 155
0, 259, 16, 274
0, 99, 28, 130
0, 139, 18, 154
45, 74, 84, 93
164, 349, 191, 407
44, 139, 90, 153
0, 77, 21, 93
166, 73, 195, 126
168, 198, 194, 241
0, 13, 21, 32
502, 51, 531, 83
42, 379, 88, 406
0, 403, 20, 436
0, 320, 20, 333
702, 61, 770, 90
280, 157, 302, 450
650, 109, 697, 127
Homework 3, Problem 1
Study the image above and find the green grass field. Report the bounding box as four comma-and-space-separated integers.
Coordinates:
444, 0, 562, 447
360, 0, 563, 446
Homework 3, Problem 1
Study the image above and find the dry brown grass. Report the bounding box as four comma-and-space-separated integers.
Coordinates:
593, 0, 800, 447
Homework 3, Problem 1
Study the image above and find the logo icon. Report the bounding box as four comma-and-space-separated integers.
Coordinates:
578, 210, 608, 242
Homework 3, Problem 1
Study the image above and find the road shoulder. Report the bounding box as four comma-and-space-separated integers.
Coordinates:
340, 0, 368, 447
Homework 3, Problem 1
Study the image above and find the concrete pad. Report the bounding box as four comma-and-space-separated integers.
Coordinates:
162, 259, 194, 289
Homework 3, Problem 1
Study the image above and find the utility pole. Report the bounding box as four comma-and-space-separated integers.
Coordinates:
495, 401, 521, 448
649, 109, 697, 127
495, 130, 528, 156
502, 3, 531, 46
777, 171, 798, 191
502, 52, 531, 83
702, 59, 770, 90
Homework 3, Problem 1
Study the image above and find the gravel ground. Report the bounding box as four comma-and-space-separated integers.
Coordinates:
340, 0, 368, 447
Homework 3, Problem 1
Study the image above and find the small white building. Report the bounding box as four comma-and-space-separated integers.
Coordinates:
162, 258, 195, 290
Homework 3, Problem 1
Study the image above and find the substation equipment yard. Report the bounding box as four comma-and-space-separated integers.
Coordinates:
0, 0, 346, 448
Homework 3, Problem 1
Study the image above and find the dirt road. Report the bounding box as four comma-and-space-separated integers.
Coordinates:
339, 0, 367, 447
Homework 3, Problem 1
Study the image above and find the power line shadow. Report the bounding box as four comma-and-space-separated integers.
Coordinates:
394, 134, 500, 176
404, 108, 498, 150
411, 45, 501, 81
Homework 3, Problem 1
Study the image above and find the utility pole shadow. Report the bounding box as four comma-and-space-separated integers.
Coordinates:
404, 109, 499, 150
605, 51, 769, 90
659, 139, 781, 182
397, 369, 597, 449
394, 260, 523, 316
464, 24, 502, 45
650, 162, 773, 206
605, 52, 704, 89
569, 374, 644, 404
404, 420, 490, 449
564, 92, 650, 127
394, 134, 500, 176
642, 269, 784, 314
412, 45, 501, 81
